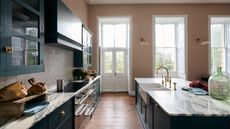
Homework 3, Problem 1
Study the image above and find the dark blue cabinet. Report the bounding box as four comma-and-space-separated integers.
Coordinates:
0, 1, 4, 72
74, 25, 92, 68
0, 0, 44, 76
151, 98, 230, 129
30, 97, 75, 129
44, 0, 83, 50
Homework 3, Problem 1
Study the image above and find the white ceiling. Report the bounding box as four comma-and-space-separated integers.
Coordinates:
87, 0, 230, 4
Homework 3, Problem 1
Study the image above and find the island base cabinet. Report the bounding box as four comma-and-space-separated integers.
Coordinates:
153, 100, 230, 129
171, 116, 230, 129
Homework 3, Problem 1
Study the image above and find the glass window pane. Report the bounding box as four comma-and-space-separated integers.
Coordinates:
177, 48, 185, 73
178, 24, 185, 48
155, 24, 175, 47
104, 51, 113, 73
116, 51, 125, 73
211, 24, 224, 47
211, 48, 225, 72
12, 36, 40, 66
102, 24, 114, 48
12, 1, 39, 38
227, 24, 230, 48
155, 48, 176, 71
115, 24, 127, 48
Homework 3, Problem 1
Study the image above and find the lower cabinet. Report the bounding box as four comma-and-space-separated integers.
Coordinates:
151, 99, 230, 129
30, 97, 74, 129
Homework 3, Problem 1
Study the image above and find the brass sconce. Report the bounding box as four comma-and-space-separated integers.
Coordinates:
140, 38, 149, 45
196, 38, 210, 45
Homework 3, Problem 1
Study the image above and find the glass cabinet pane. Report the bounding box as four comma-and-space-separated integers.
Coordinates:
12, 36, 40, 66
12, 1, 39, 38
22, 0, 39, 11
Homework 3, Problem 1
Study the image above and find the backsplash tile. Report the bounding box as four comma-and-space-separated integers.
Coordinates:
0, 45, 73, 89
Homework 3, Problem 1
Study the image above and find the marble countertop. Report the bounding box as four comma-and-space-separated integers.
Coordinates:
135, 78, 230, 117
0, 76, 101, 129
0, 92, 75, 129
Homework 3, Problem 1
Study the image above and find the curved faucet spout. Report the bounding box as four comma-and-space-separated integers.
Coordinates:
156, 66, 169, 80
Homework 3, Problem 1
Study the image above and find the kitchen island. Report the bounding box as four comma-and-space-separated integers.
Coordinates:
135, 78, 230, 129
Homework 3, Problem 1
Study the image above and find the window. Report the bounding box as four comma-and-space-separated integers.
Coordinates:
153, 16, 187, 79
210, 17, 230, 74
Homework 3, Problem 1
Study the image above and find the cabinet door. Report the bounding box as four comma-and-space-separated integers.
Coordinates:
3, 0, 44, 75
95, 78, 100, 98
0, 0, 4, 72
30, 117, 48, 129
48, 98, 74, 129
153, 101, 170, 129
82, 26, 92, 68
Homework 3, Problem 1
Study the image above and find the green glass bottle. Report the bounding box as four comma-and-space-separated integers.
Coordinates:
208, 67, 230, 100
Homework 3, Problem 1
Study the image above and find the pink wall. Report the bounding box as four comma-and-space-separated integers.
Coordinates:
88, 4, 230, 85
64, 0, 88, 25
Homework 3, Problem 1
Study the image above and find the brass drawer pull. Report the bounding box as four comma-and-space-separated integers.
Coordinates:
60, 110, 65, 117
4, 47, 13, 53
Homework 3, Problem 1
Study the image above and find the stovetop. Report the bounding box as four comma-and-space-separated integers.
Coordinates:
63, 82, 88, 92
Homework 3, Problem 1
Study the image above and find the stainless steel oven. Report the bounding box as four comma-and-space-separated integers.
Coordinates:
75, 85, 95, 129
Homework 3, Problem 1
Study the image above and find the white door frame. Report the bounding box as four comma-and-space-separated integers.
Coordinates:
97, 16, 132, 94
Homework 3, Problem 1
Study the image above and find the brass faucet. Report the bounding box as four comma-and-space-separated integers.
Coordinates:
156, 66, 170, 86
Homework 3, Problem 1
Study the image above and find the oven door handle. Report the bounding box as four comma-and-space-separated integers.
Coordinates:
79, 95, 89, 104
85, 107, 95, 116
75, 104, 88, 116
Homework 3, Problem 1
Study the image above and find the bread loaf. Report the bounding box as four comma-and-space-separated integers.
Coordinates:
28, 82, 47, 95
0, 82, 28, 102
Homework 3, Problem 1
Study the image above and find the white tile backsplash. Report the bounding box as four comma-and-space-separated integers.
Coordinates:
0, 45, 73, 89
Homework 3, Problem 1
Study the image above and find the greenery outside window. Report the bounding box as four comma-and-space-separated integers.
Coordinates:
210, 17, 230, 75
153, 16, 187, 79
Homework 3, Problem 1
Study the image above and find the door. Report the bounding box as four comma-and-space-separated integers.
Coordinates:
99, 18, 130, 92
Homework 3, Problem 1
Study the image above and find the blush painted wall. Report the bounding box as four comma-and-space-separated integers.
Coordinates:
64, 0, 88, 25
88, 4, 230, 90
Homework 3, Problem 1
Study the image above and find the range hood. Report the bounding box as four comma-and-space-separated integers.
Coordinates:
45, 0, 83, 50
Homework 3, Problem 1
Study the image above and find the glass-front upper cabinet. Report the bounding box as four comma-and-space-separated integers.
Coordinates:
82, 26, 93, 68
0, 0, 3, 72
0, 0, 44, 76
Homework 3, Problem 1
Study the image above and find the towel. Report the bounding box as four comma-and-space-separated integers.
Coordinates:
24, 101, 49, 116
188, 88, 208, 95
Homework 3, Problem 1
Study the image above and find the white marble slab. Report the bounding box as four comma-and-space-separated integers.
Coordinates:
135, 78, 230, 116
0, 92, 74, 129
0, 76, 101, 129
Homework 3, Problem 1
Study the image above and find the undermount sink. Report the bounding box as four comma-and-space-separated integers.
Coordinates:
139, 83, 170, 103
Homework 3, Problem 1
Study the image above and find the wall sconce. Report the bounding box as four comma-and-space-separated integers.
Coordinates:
140, 38, 149, 45
196, 38, 210, 45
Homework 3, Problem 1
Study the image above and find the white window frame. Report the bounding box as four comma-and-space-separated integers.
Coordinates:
209, 15, 230, 76
152, 15, 188, 79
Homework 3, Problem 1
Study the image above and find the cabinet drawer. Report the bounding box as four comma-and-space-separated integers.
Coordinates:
48, 98, 74, 129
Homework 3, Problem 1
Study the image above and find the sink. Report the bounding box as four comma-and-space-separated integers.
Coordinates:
139, 83, 170, 103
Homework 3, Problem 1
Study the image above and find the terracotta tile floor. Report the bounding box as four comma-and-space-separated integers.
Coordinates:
85, 92, 144, 129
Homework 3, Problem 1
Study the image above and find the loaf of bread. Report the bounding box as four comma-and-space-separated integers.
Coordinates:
28, 82, 47, 95
0, 82, 28, 102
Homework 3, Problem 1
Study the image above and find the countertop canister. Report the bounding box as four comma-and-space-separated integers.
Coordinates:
208, 67, 230, 100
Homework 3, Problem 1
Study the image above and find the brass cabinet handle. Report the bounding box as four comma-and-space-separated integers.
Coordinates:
4, 47, 13, 53
60, 110, 65, 117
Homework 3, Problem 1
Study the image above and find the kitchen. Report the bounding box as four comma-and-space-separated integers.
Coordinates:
0, 0, 230, 129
